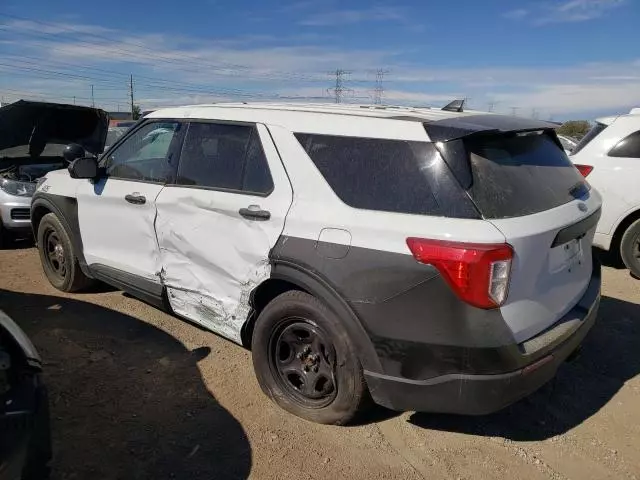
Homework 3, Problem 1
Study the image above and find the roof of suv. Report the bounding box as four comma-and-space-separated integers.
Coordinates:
145, 102, 485, 123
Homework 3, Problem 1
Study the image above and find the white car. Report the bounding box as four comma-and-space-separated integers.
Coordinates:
31, 103, 601, 424
571, 107, 640, 276
557, 134, 578, 154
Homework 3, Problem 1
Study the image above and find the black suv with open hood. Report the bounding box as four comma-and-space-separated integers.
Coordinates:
0, 100, 108, 246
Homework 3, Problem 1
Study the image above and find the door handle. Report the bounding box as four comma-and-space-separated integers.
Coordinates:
239, 205, 271, 221
125, 193, 146, 205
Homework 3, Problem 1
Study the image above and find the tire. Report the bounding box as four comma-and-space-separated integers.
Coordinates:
251, 290, 369, 425
620, 218, 640, 278
37, 213, 93, 292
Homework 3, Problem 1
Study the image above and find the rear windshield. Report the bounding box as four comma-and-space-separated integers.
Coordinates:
295, 133, 479, 218
571, 122, 607, 155
464, 131, 588, 219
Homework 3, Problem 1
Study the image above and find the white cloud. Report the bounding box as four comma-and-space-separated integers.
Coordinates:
503, 9, 529, 20
536, 0, 626, 24
2, 19, 640, 118
299, 6, 408, 26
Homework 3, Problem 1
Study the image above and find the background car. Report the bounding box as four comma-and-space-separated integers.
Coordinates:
0, 100, 108, 248
571, 107, 640, 276
557, 134, 578, 154
0, 309, 51, 480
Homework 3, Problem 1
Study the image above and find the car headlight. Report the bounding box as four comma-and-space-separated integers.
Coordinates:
0, 178, 36, 197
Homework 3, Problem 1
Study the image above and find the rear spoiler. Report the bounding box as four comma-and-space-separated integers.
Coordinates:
424, 114, 558, 143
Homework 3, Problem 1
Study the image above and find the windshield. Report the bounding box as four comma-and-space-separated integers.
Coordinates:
463, 131, 588, 219
571, 122, 607, 155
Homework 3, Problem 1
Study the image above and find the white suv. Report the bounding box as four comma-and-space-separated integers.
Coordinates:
571, 108, 640, 276
32, 103, 601, 424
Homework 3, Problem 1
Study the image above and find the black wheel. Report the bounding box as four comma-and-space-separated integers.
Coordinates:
252, 290, 369, 425
620, 218, 640, 278
37, 213, 93, 292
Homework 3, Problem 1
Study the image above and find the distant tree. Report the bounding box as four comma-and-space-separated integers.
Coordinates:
132, 104, 142, 120
557, 120, 591, 140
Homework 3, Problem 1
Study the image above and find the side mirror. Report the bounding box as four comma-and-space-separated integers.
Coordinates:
68, 157, 98, 179
63, 143, 86, 163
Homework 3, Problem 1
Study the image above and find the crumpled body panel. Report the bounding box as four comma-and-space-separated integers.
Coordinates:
154, 124, 293, 343
156, 194, 274, 343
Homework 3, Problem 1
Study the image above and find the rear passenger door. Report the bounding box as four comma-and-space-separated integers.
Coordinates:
154, 122, 293, 343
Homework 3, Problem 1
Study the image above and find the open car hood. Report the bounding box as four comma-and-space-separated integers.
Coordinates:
0, 100, 109, 157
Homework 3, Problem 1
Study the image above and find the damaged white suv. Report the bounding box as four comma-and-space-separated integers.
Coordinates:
32, 103, 601, 425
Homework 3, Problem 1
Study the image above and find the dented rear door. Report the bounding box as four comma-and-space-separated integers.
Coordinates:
155, 122, 293, 343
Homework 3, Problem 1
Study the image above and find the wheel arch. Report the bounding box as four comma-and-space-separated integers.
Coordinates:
31, 195, 90, 276
610, 207, 640, 259
242, 261, 382, 374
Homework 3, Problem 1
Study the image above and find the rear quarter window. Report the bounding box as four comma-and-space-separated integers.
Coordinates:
608, 130, 640, 158
465, 131, 588, 219
295, 133, 478, 218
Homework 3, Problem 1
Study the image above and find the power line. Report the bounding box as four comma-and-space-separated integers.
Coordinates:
373, 69, 389, 105
0, 12, 323, 82
327, 69, 352, 104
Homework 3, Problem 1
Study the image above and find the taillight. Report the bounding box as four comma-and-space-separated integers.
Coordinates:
575, 164, 593, 177
406, 238, 513, 309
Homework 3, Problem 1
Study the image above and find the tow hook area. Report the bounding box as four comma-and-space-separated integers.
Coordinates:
565, 345, 582, 363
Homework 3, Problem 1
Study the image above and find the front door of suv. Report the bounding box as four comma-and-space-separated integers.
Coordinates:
154, 122, 293, 343
77, 121, 184, 283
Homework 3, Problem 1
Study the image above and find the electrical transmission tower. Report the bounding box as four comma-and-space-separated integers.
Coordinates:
327, 69, 352, 104
373, 69, 389, 105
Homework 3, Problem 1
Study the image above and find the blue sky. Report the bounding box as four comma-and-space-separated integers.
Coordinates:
1, 0, 639, 119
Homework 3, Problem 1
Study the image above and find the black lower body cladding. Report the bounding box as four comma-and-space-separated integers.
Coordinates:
271, 235, 601, 414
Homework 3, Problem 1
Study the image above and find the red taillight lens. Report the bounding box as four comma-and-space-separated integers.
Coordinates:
575, 164, 593, 177
406, 238, 513, 309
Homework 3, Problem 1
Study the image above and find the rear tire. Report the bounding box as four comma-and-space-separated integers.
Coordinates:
37, 213, 93, 292
620, 218, 640, 278
251, 291, 369, 425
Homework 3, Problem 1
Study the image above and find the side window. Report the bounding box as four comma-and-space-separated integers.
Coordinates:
295, 133, 477, 217
608, 130, 640, 158
176, 122, 273, 194
104, 122, 181, 182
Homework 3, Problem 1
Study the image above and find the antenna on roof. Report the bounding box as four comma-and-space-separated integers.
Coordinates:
442, 99, 465, 112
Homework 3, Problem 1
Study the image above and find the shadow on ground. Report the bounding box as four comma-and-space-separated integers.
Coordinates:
0, 289, 252, 480
410, 295, 640, 441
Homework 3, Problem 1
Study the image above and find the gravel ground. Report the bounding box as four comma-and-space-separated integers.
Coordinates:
1, 246, 638, 480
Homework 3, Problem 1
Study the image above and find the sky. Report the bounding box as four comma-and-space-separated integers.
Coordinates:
0, 0, 639, 120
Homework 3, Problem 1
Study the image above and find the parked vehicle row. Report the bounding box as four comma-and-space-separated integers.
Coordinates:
25, 101, 602, 425
570, 108, 640, 277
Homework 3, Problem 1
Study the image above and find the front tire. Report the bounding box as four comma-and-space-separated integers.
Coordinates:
251, 291, 368, 425
37, 213, 93, 292
620, 218, 640, 278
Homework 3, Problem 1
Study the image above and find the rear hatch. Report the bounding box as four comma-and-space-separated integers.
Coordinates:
428, 116, 601, 343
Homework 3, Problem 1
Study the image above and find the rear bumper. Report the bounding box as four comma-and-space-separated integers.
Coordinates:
365, 261, 601, 414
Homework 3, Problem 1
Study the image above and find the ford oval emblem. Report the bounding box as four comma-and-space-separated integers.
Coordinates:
578, 203, 588, 212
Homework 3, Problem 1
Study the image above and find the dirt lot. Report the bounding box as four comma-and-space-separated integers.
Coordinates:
1, 246, 639, 480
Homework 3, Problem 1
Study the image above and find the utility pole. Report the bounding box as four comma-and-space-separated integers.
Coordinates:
327, 69, 351, 104
130, 74, 135, 119
373, 69, 389, 105
73, 96, 76, 105
511, 106, 519, 116
531, 108, 539, 120
91, 85, 94, 107
487, 100, 499, 112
